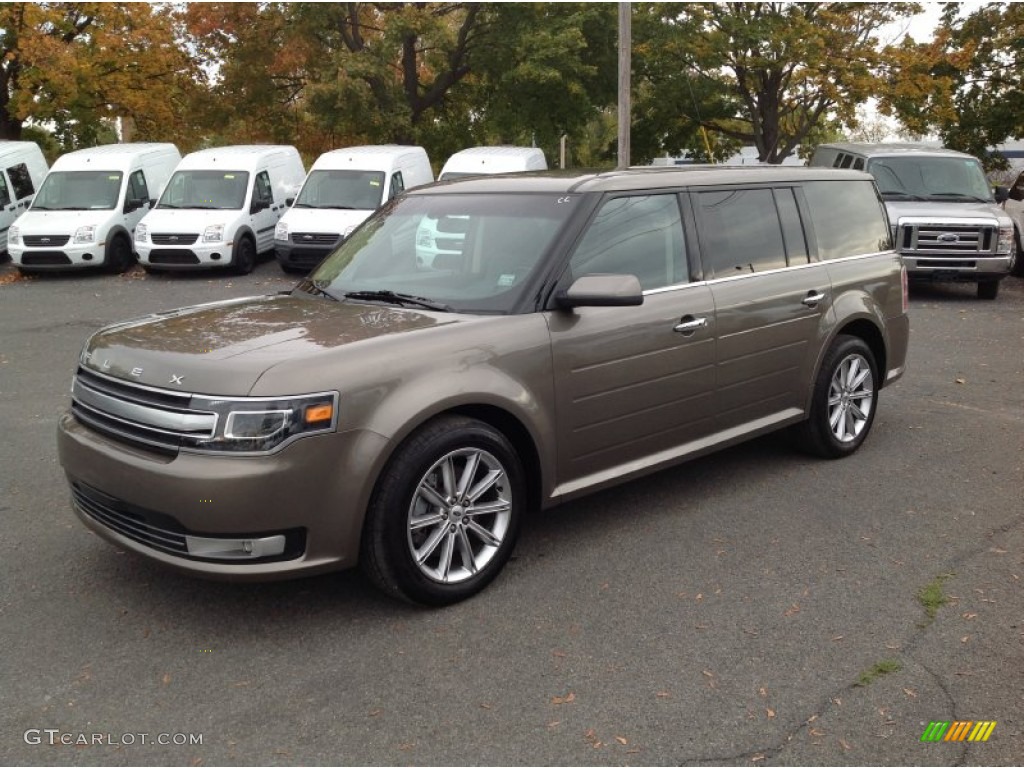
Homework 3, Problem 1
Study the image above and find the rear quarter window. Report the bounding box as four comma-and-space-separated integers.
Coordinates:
802, 180, 891, 260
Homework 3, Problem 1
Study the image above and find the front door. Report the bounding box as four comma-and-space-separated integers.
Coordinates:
251, 170, 279, 252
548, 192, 718, 496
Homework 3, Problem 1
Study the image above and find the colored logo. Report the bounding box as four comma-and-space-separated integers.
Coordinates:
921, 721, 996, 742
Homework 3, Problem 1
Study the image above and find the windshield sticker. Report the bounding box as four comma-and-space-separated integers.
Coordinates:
370, 180, 380, 186
108, 175, 119, 180
224, 174, 235, 179
497, 273, 517, 287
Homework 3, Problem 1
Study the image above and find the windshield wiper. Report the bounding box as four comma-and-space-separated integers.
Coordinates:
927, 192, 992, 203
344, 290, 453, 312
881, 191, 927, 201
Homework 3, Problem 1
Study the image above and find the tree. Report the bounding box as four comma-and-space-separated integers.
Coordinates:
651, 2, 919, 163
0, 3, 201, 148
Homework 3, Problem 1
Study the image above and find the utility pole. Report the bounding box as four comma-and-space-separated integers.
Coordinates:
617, 2, 631, 169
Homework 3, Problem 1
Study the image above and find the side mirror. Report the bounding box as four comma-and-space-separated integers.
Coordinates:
123, 198, 143, 213
994, 185, 1009, 203
285, 197, 295, 207
250, 199, 270, 214
149, 198, 157, 208
556, 274, 644, 309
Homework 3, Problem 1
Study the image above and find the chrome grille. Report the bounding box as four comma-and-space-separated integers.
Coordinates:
900, 223, 996, 254
151, 233, 199, 245
71, 368, 215, 453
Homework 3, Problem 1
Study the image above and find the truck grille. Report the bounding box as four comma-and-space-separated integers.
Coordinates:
899, 223, 996, 254
23, 234, 71, 246
150, 233, 199, 245
70, 368, 215, 454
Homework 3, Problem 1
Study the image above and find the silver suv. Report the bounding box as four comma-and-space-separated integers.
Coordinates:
811, 143, 1016, 299
58, 167, 910, 605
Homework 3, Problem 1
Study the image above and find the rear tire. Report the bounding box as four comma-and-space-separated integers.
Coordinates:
232, 235, 256, 275
977, 280, 999, 300
360, 416, 524, 606
795, 335, 879, 459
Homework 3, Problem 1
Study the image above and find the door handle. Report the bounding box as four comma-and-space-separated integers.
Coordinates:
673, 315, 707, 334
802, 291, 826, 307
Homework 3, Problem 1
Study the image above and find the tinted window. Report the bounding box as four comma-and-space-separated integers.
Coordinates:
127, 170, 149, 203
389, 171, 405, 201
839, 154, 854, 169
774, 188, 808, 263
696, 188, 787, 276
159, 170, 249, 210
254, 171, 274, 204
569, 195, 685, 290
0, 173, 10, 207
866, 155, 993, 201
1010, 171, 1024, 202
803, 180, 891, 259
7, 163, 35, 199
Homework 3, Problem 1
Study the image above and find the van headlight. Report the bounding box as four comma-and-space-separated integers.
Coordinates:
997, 225, 1013, 254
203, 224, 225, 243
73, 225, 96, 244
183, 392, 338, 453
275, 222, 289, 241
135, 223, 148, 244
7, 225, 18, 245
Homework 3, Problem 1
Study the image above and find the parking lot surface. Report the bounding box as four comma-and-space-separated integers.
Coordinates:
1, 258, 1022, 765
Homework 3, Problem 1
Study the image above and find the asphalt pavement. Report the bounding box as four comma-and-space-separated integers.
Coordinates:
1, 257, 1021, 766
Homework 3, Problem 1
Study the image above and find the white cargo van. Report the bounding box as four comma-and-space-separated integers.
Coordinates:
275, 145, 432, 272
136, 145, 305, 274
9, 143, 180, 273
418, 146, 548, 266
438, 146, 547, 180
0, 141, 49, 252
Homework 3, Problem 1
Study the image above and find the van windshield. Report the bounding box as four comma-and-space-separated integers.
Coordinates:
293, 170, 385, 210
438, 172, 481, 180
301, 192, 573, 314
31, 171, 123, 211
158, 170, 249, 210
867, 156, 994, 203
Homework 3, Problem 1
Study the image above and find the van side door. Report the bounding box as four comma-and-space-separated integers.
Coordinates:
692, 185, 832, 430
547, 192, 718, 496
250, 170, 278, 252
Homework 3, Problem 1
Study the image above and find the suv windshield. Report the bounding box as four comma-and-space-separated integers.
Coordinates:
293, 170, 385, 210
867, 156, 994, 202
158, 170, 249, 210
306, 193, 574, 314
32, 171, 123, 211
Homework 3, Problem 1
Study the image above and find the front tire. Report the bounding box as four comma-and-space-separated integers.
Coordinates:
795, 335, 879, 459
361, 416, 524, 606
104, 234, 134, 274
231, 234, 256, 275
978, 280, 1000, 300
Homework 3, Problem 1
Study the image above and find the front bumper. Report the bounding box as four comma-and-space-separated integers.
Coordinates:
275, 239, 339, 271
902, 253, 1012, 281
136, 241, 234, 270
10, 242, 110, 269
58, 411, 389, 580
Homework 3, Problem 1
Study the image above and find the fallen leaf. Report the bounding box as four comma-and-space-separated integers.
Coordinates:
961, 635, 970, 643
479, 703, 492, 710
962, 612, 978, 620
810, 728, 825, 737
552, 650, 567, 658
548, 721, 560, 728
162, 673, 172, 685
551, 692, 576, 705
702, 670, 715, 678
656, 691, 670, 698
615, 736, 628, 745
759, 687, 768, 698
784, 604, 801, 616
766, 708, 776, 719
903, 688, 917, 697
398, 743, 414, 751
831, 635, 844, 641
839, 738, 852, 751
369, 708, 383, 717
751, 753, 766, 762
954, 377, 965, 384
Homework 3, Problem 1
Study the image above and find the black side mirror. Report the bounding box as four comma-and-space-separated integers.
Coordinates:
149, 198, 157, 207
123, 199, 143, 214
285, 197, 295, 207
250, 199, 270, 214
994, 185, 1009, 203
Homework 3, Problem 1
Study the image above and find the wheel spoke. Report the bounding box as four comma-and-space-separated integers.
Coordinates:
849, 367, 871, 391
844, 358, 861, 388
849, 401, 869, 421
456, 527, 477, 574
844, 407, 856, 439
409, 512, 445, 531
466, 469, 503, 503
417, 483, 448, 510
441, 457, 457, 499
829, 404, 844, 431
415, 524, 448, 565
466, 519, 502, 548
465, 499, 511, 517
437, 532, 456, 581
456, 451, 481, 501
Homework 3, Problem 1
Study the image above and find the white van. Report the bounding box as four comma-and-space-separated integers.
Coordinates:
136, 145, 305, 274
417, 146, 548, 267
9, 143, 180, 273
274, 145, 432, 272
438, 146, 547, 180
0, 141, 49, 252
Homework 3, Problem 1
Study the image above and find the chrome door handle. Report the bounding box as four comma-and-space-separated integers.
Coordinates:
674, 316, 707, 333
802, 291, 826, 307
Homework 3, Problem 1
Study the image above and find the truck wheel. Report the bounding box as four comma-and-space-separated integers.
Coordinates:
361, 416, 524, 605
977, 280, 999, 300
795, 335, 879, 459
1012, 234, 1023, 277
231, 235, 256, 275
104, 234, 134, 274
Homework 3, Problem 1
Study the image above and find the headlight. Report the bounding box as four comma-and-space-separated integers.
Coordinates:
997, 225, 1013, 254
275, 222, 289, 241
203, 224, 225, 243
8, 225, 18, 245
135, 223, 148, 244
73, 225, 96, 244
184, 392, 338, 453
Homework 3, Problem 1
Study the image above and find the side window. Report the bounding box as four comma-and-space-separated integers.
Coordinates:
839, 154, 854, 169
568, 194, 686, 291
127, 170, 149, 203
7, 163, 35, 199
695, 188, 787, 276
774, 188, 809, 264
0, 173, 10, 207
802, 180, 891, 259
853, 158, 865, 171
832, 154, 845, 168
388, 171, 405, 201
254, 171, 274, 205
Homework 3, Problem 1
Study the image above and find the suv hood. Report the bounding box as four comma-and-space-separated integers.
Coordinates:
886, 200, 1012, 225
79, 294, 459, 395
279, 207, 373, 234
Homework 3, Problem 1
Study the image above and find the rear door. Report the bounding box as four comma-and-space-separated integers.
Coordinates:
692, 185, 831, 431
548, 192, 718, 496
